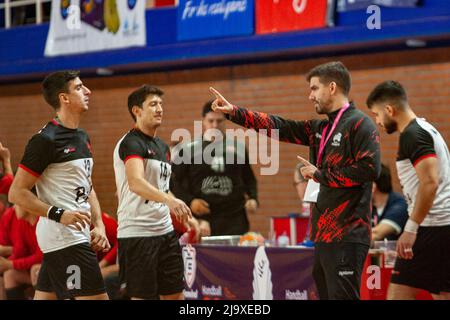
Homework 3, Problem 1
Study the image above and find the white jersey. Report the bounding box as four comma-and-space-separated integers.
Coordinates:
113, 128, 173, 238
396, 118, 450, 226
20, 120, 93, 253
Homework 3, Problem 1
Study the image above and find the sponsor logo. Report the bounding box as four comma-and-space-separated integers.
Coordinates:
201, 285, 223, 297
127, 0, 137, 10
331, 132, 342, 147
201, 176, 233, 196
285, 289, 308, 300
292, 0, 308, 14
148, 149, 156, 156
338, 270, 354, 277
81, 0, 96, 15
64, 147, 76, 154
182, 245, 197, 289
252, 246, 273, 300
315, 133, 322, 139
183, 289, 199, 299
61, 0, 72, 19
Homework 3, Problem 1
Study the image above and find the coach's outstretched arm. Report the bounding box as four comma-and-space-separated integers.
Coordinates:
210, 87, 316, 146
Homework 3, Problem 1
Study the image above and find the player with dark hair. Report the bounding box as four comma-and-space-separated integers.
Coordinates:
9, 70, 110, 300
210, 61, 381, 300
367, 80, 450, 300
113, 85, 192, 300
171, 100, 258, 236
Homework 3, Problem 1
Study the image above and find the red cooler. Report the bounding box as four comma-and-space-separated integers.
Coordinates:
270, 213, 310, 245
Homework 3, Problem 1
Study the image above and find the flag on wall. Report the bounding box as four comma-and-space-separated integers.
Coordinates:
256, 0, 335, 35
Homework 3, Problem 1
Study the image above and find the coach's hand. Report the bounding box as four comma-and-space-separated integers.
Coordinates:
209, 87, 234, 114
0, 256, 13, 273
91, 227, 111, 253
0, 142, 11, 162
245, 199, 258, 215
190, 198, 211, 216
297, 156, 318, 180
396, 231, 416, 260
185, 217, 201, 243
198, 220, 211, 237
60, 211, 91, 231
167, 196, 192, 225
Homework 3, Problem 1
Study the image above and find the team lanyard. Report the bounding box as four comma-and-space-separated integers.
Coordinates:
316, 103, 350, 168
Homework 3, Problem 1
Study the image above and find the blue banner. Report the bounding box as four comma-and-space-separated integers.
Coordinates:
177, 0, 254, 41
337, 0, 420, 11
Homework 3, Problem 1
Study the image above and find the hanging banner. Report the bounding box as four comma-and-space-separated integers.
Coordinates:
177, 0, 254, 41
337, 0, 420, 11
44, 0, 146, 57
256, 0, 334, 35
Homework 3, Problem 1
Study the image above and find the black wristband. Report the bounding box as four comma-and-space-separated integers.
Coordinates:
47, 206, 65, 223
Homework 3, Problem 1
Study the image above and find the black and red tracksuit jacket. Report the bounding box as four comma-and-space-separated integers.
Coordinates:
227, 103, 381, 246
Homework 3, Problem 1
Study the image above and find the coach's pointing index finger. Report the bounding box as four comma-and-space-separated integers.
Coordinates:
297, 156, 312, 166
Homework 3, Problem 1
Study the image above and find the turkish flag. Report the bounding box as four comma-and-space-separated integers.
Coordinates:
256, 0, 329, 34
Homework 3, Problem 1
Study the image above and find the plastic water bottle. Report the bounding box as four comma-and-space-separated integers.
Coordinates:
301, 202, 311, 217
277, 232, 290, 247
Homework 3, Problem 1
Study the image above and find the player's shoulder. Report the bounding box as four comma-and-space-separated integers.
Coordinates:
400, 119, 428, 142
348, 106, 376, 130
118, 129, 151, 157
120, 129, 144, 145
77, 127, 90, 138
153, 136, 170, 151
28, 121, 58, 145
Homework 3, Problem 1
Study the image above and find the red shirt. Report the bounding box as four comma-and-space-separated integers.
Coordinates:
0, 174, 13, 195
96, 213, 118, 265
0, 207, 43, 270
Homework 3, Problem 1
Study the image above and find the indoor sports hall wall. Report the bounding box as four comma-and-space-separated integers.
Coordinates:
1, 46, 449, 236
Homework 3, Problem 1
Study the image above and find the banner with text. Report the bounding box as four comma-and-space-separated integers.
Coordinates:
177, 0, 254, 41
183, 245, 318, 300
45, 0, 146, 57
